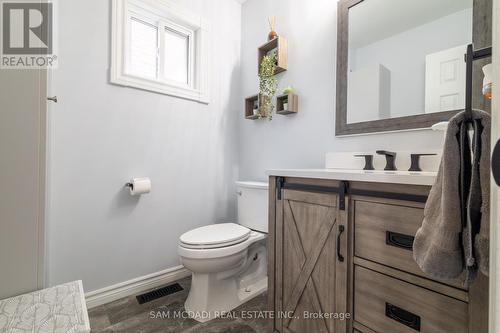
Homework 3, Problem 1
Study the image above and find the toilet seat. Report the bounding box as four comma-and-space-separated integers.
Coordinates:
178, 230, 266, 260
179, 223, 251, 249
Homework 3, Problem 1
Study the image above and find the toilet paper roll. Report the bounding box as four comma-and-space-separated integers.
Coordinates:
128, 177, 151, 196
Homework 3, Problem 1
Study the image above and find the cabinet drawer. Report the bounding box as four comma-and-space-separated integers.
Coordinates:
354, 200, 464, 289
354, 200, 426, 276
354, 266, 467, 333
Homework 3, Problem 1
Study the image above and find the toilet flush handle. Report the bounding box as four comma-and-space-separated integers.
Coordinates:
236, 191, 242, 196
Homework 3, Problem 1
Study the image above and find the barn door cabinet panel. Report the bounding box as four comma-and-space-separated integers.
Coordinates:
268, 176, 488, 333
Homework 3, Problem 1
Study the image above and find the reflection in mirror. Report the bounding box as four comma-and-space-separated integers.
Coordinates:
346, 0, 473, 124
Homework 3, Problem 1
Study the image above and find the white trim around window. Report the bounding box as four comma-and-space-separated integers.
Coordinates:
111, 0, 210, 103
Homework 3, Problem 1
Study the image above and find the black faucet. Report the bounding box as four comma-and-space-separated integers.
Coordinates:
354, 154, 374, 170
409, 153, 437, 172
376, 150, 397, 171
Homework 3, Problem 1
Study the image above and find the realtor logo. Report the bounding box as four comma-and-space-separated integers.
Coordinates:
1, 1, 57, 68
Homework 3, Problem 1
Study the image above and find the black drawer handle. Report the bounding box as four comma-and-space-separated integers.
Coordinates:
385, 303, 421, 331
386, 231, 414, 251
337, 225, 345, 262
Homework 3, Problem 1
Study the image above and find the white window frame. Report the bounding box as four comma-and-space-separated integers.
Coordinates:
111, 0, 210, 103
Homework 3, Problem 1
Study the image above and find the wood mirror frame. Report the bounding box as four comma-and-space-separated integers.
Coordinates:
335, 0, 491, 136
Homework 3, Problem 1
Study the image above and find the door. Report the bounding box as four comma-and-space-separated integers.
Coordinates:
490, 0, 500, 330
274, 189, 348, 333
0, 68, 47, 298
425, 44, 467, 113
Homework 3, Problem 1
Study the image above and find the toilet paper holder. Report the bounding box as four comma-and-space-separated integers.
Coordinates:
124, 177, 152, 196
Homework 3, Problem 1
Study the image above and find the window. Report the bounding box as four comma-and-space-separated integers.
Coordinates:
163, 27, 190, 84
111, 0, 209, 103
128, 18, 158, 79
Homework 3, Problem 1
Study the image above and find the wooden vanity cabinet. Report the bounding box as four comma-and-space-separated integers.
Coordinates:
268, 176, 488, 333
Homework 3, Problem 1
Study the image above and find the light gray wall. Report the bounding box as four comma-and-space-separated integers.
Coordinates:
239, 0, 445, 181
47, 0, 242, 292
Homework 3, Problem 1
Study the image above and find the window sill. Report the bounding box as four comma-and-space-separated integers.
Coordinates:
110, 72, 209, 104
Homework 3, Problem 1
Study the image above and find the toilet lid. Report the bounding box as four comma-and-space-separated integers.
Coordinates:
179, 223, 251, 249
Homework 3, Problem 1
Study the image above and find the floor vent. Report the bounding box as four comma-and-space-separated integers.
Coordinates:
136, 283, 184, 305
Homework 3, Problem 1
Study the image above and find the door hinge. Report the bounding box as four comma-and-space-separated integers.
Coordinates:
276, 177, 285, 200
339, 181, 348, 210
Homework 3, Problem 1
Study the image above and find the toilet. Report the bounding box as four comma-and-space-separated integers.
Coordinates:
178, 181, 268, 322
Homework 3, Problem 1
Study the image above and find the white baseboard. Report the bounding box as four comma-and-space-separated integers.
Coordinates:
85, 265, 191, 309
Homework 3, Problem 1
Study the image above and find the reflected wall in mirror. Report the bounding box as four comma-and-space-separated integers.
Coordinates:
348, 0, 472, 123
335, 0, 486, 136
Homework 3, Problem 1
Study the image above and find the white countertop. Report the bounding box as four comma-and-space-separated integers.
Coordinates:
266, 169, 437, 186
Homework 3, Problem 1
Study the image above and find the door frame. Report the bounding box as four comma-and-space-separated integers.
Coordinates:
489, 0, 499, 330
36, 68, 48, 290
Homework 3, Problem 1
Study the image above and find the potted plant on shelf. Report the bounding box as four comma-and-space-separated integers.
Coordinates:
282, 86, 294, 111
283, 98, 288, 111
253, 100, 259, 116
283, 86, 294, 95
258, 53, 278, 120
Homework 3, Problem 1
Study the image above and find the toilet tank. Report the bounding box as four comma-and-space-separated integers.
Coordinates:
236, 181, 268, 233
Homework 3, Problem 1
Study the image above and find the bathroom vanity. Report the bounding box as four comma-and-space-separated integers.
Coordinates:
267, 171, 488, 333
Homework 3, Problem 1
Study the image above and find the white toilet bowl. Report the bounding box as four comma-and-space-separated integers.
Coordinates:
178, 181, 268, 322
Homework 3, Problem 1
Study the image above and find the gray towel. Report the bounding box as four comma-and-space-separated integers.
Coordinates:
413, 110, 490, 285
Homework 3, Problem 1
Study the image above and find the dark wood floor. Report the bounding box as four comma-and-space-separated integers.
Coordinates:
88, 277, 268, 332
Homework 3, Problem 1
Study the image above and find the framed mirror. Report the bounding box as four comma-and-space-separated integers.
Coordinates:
336, 0, 475, 135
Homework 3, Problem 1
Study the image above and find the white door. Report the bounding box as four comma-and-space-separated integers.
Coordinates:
0, 67, 47, 299
490, 0, 500, 331
425, 45, 467, 113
